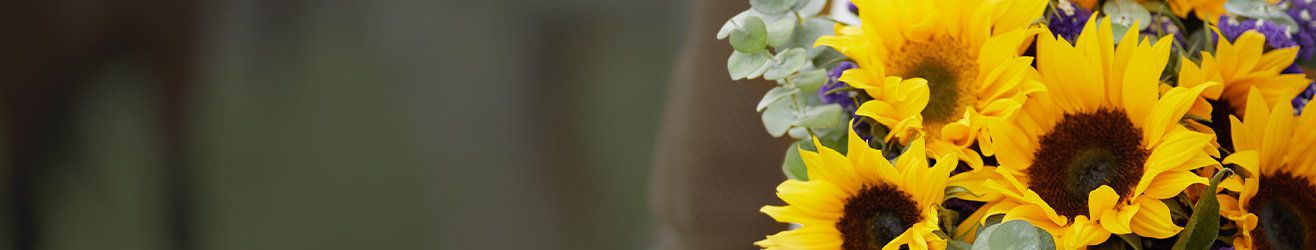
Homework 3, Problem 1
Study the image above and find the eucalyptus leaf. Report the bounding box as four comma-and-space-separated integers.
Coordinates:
782, 141, 809, 180
949, 240, 974, 250
750, 0, 797, 16
728, 51, 773, 80
1103, 0, 1152, 30
1225, 0, 1278, 19
793, 68, 828, 92
971, 220, 1057, 250
765, 48, 810, 80
717, 11, 754, 39
757, 86, 801, 112
767, 17, 798, 47
795, 104, 843, 128
792, 18, 835, 58
762, 97, 796, 137
1170, 168, 1233, 250
1101, 19, 1134, 44
730, 16, 769, 53
976, 214, 1005, 237
793, 0, 827, 15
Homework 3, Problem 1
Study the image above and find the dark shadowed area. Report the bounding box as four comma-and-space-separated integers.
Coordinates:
2, 0, 693, 249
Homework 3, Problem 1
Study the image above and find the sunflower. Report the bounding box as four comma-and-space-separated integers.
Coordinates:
1165, 0, 1227, 22
974, 17, 1220, 249
814, 0, 1046, 170
1217, 89, 1316, 250
1178, 29, 1308, 149
756, 116, 958, 250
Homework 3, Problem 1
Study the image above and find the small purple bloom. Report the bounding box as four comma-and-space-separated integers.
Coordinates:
1142, 15, 1188, 46
1295, 81, 1316, 114
819, 61, 860, 112
1048, 0, 1092, 42
1286, 0, 1316, 61
1217, 16, 1299, 50
848, 1, 858, 15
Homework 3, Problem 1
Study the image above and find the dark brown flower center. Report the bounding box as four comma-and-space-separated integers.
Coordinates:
888, 37, 979, 127
1209, 98, 1238, 152
837, 184, 922, 250
1028, 108, 1148, 218
1248, 172, 1316, 250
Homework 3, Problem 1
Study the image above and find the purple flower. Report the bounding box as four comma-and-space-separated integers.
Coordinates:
1286, 0, 1316, 61
1141, 15, 1188, 46
1295, 80, 1316, 114
1048, 0, 1092, 42
819, 61, 860, 112
848, 1, 858, 15
1217, 16, 1298, 50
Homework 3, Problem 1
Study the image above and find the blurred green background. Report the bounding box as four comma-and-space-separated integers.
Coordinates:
28, 0, 691, 249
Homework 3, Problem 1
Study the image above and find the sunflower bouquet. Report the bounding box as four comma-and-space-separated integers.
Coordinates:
718, 0, 1316, 249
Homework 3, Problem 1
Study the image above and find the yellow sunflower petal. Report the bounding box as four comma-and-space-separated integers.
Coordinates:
1129, 197, 1183, 238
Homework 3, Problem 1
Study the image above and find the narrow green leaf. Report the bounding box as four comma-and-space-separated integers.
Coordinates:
757, 86, 801, 112
1171, 168, 1233, 250
782, 141, 808, 180
1115, 234, 1144, 250
730, 16, 769, 53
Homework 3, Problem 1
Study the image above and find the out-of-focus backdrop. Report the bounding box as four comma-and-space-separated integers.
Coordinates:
3, 0, 693, 249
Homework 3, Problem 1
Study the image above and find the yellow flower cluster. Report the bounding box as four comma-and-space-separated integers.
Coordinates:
753, 0, 1316, 249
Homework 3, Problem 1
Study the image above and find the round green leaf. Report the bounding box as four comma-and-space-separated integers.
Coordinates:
1103, 0, 1152, 31
795, 104, 843, 128
972, 220, 1056, 250
782, 141, 808, 180
762, 97, 796, 137
764, 48, 809, 80
792, 69, 828, 92
730, 16, 769, 53
793, 0, 826, 16
757, 86, 801, 112
750, 0, 797, 16
766, 17, 797, 48
728, 51, 773, 80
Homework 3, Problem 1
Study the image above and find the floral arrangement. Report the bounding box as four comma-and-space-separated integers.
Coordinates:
718, 0, 1316, 249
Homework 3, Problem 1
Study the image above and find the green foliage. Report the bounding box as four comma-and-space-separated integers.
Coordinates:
762, 97, 796, 137
728, 51, 773, 80
796, 104, 844, 128
1171, 168, 1233, 250
758, 86, 801, 112
971, 220, 1057, 250
764, 48, 809, 80
750, 0, 797, 15
782, 141, 808, 180
1102, 0, 1152, 43
730, 16, 769, 53
718, 0, 849, 143
1225, 0, 1299, 31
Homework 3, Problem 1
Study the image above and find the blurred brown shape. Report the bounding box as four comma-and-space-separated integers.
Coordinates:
0, 0, 199, 249
650, 0, 791, 249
